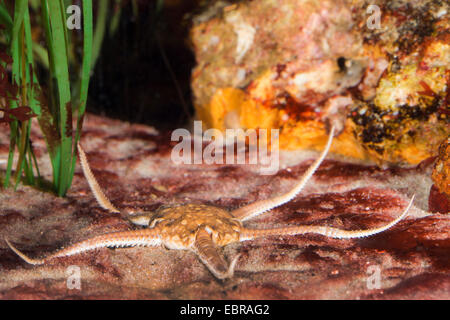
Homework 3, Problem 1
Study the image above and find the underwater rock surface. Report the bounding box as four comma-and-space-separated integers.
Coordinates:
190, 0, 449, 166
0, 114, 448, 299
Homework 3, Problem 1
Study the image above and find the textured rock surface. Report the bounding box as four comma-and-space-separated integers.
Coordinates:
432, 137, 450, 197
0, 114, 448, 299
429, 137, 450, 213
190, 0, 449, 165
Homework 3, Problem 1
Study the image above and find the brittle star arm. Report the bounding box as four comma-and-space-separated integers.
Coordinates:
239, 195, 414, 241
232, 126, 335, 222
77, 142, 121, 213
193, 228, 240, 280
5, 228, 162, 265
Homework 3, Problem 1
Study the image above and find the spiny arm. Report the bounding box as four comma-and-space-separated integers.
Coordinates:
232, 126, 335, 221
193, 228, 240, 280
239, 195, 414, 241
5, 229, 161, 265
77, 142, 120, 213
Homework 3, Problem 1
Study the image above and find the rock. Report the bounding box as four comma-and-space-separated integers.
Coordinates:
430, 137, 450, 213
190, 0, 449, 166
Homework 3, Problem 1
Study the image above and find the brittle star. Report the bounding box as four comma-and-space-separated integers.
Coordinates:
6, 126, 414, 279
